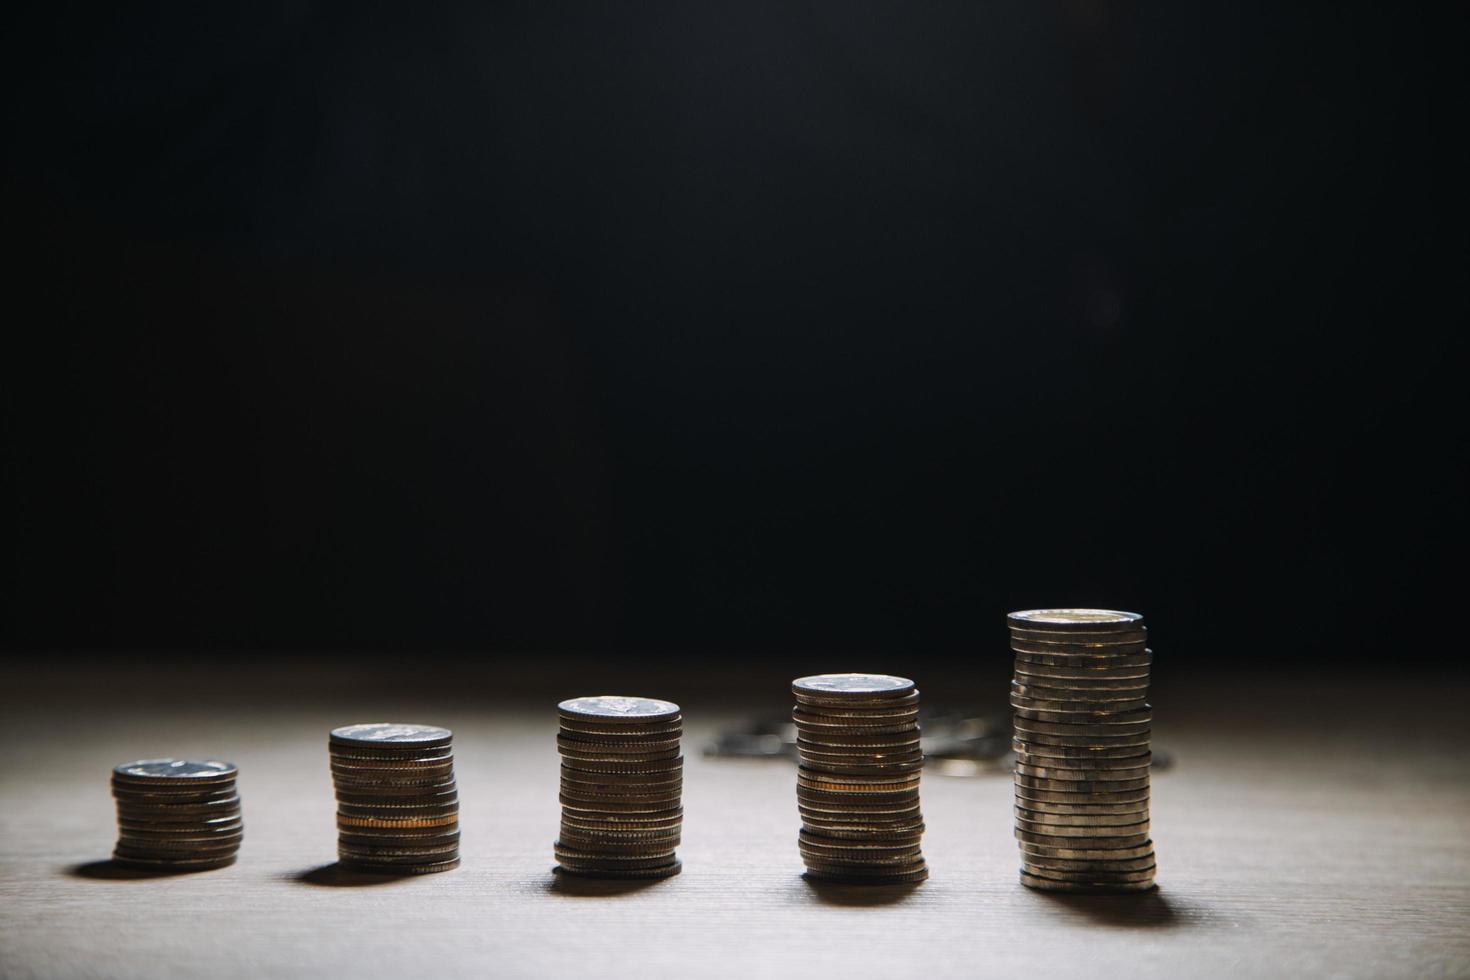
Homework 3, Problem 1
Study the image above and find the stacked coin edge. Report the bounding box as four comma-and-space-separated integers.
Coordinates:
793, 673, 928, 884
554, 696, 684, 880
1008, 609, 1157, 893
330, 723, 461, 875
111, 759, 243, 871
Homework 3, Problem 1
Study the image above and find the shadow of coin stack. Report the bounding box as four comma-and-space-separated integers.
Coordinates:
1008, 609, 1157, 892
111, 759, 243, 871
792, 673, 928, 884
329, 723, 460, 875
554, 696, 684, 880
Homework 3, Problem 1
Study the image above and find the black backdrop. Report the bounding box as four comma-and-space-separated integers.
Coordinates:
3, 4, 1463, 663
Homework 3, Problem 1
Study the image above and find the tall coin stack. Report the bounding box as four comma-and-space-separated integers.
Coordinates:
792, 674, 928, 884
1008, 609, 1157, 892
554, 696, 684, 880
111, 759, 242, 871
330, 723, 460, 875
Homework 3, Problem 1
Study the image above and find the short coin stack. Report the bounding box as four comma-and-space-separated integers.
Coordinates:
330, 723, 460, 875
1008, 609, 1157, 892
554, 696, 684, 879
792, 674, 928, 884
111, 759, 242, 871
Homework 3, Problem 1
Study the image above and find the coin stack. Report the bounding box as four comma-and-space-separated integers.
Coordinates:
554, 696, 684, 880
111, 759, 243, 871
1008, 609, 1157, 892
330, 723, 460, 875
792, 674, 928, 884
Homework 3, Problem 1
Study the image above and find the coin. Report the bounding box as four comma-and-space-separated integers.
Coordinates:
1012, 738, 1151, 760
330, 723, 453, 749
790, 713, 919, 735
326, 747, 456, 763
1011, 677, 1149, 696
562, 750, 684, 765
1016, 828, 1151, 850
337, 814, 460, 829
112, 759, 238, 784
1020, 863, 1157, 883
1011, 628, 1146, 652
1014, 806, 1147, 826
1019, 838, 1156, 859
1019, 870, 1155, 892
1011, 707, 1153, 727
112, 853, 239, 871
1014, 762, 1150, 781
1013, 660, 1151, 680
339, 857, 460, 875
1008, 609, 1143, 631
558, 696, 681, 723
1010, 691, 1150, 712
555, 859, 683, 880
555, 828, 682, 852
803, 866, 929, 885
1023, 852, 1157, 873
330, 759, 456, 776
1017, 863, 1152, 887
1014, 648, 1153, 668
1013, 713, 1152, 734
1015, 817, 1149, 838
557, 720, 684, 737
1011, 732, 1151, 750
560, 816, 684, 834
800, 859, 929, 880
560, 769, 683, 789
797, 729, 923, 747
1015, 776, 1151, 796
1016, 747, 1150, 767
1015, 788, 1151, 807
792, 674, 916, 698
109, 782, 240, 800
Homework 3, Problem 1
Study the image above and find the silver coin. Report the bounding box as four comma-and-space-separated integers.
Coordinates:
1011, 677, 1150, 696
1007, 609, 1143, 631
330, 723, 453, 748
1017, 758, 1152, 775
1016, 774, 1151, 794
1008, 626, 1148, 645
792, 673, 915, 698
1019, 838, 1155, 860
1013, 660, 1152, 680
1015, 649, 1153, 668
1020, 863, 1156, 884
1017, 830, 1151, 850
1011, 693, 1150, 714
558, 696, 680, 722
1022, 852, 1156, 872
1014, 806, 1147, 827
1015, 817, 1149, 838
113, 760, 237, 783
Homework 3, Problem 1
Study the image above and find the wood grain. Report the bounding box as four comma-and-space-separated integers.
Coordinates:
1, 664, 1467, 979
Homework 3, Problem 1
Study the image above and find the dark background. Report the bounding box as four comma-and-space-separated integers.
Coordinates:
3, 4, 1463, 665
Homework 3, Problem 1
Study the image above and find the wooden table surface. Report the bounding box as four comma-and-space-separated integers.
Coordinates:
2, 662, 1468, 979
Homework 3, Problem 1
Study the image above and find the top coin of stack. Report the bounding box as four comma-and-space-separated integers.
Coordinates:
792, 674, 928, 884
111, 759, 243, 871
329, 723, 460, 875
554, 696, 684, 879
1007, 609, 1157, 893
